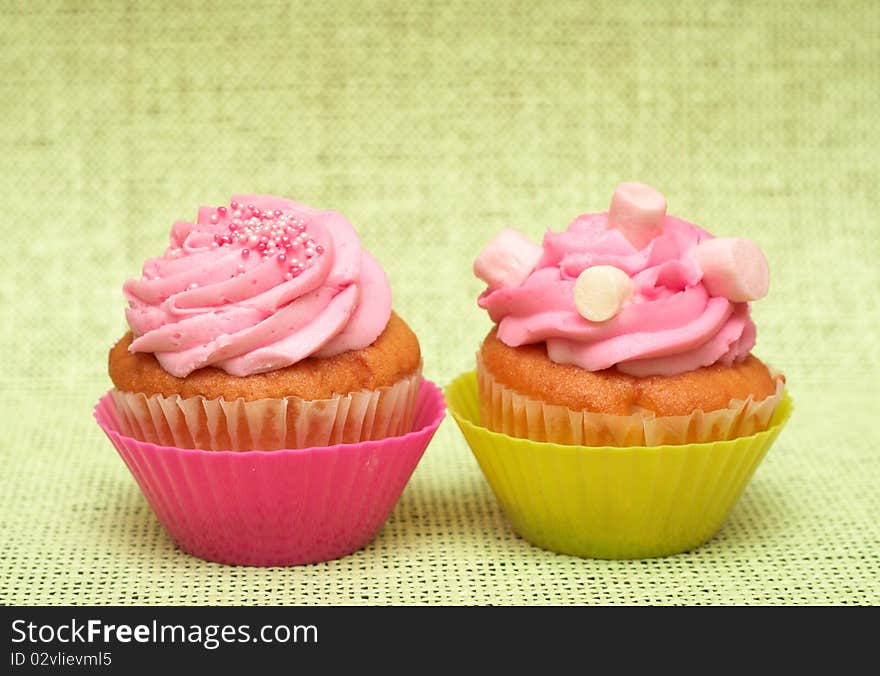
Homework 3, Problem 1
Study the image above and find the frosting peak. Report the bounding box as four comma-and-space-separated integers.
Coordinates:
475, 184, 769, 377
124, 195, 391, 377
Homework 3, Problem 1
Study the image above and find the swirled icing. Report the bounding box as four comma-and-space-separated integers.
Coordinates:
124, 195, 391, 377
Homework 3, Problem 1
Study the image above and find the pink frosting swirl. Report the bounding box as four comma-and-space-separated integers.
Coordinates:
124, 195, 391, 377
478, 213, 757, 376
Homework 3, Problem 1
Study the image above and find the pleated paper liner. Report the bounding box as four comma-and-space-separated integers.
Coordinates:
447, 371, 792, 559
94, 379, 446, 566
477, 355, 784, 446
111, 370, 421, 451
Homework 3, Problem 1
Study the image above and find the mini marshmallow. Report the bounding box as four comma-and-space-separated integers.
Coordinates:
473, 228, 543, 291
694, 237, 769, 303
607, 182, 668, 249
573, 265, 634, 322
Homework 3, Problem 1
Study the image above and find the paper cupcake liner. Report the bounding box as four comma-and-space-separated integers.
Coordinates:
477, 355, 783, 447
447, 371, 792, 559
110, 369, 421, 451
94, 379, 446, 566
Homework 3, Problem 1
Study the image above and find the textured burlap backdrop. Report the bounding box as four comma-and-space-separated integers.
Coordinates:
1, 1, 877, 605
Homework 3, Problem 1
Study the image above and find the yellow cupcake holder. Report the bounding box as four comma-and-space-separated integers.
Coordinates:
446, 371, 793, 559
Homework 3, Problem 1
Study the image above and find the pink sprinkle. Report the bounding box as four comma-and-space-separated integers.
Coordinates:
241, 248, 250, 258
277, 253, 286, 264
210, 213, 219, 224
230, 200, 239, 210
315, 244, 324, 254
218, 206, 227, 216
273, 209, 283, 217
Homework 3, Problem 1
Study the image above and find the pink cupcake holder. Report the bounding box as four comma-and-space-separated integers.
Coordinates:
94, 379, 446, 567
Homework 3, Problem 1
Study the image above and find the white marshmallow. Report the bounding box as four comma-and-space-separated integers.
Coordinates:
473, 228, 543, 290
607, 182, 667, 249
694, 237, 769, 303
573, 265, 634, 322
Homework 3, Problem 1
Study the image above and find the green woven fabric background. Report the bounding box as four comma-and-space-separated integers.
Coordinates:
1, 0, 878, 606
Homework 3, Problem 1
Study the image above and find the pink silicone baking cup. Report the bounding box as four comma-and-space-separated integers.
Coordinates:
94, 379, 446, 567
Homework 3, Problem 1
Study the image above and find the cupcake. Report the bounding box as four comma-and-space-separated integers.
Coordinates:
447, 183, 791, 558
95, 194, 445, 565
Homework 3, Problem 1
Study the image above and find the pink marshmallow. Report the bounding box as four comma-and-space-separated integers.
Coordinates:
607, 182, 668, 249
694, 237, 769, 303
473, 228, 543, 290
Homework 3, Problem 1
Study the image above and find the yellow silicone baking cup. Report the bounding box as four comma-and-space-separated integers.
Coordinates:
446, 371, 793, 559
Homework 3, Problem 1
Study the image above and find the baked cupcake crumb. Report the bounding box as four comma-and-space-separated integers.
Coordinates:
480, 322, 780, 417
111, 312, 421, 401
